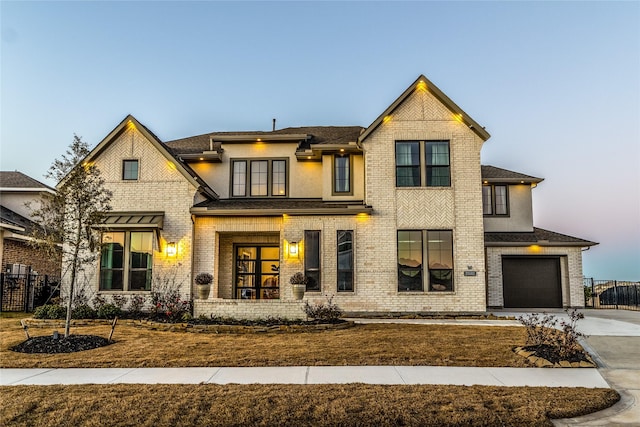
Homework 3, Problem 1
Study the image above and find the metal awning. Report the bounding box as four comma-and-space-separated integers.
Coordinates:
96, 212, 164, 229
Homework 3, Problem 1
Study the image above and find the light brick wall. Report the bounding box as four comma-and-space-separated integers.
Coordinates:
194, 299, 306, 320
73, 126, 198, 300
486, 246, 586, 307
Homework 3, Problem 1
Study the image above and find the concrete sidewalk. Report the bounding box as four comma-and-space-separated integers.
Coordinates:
0, 366, 609, 388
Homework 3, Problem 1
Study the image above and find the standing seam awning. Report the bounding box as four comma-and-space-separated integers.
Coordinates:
97, 212, 165, 229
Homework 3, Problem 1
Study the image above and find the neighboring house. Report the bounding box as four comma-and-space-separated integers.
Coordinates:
0, 171, 62, 310
67, 75, 596, 318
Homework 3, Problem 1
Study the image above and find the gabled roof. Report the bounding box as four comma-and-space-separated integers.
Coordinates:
485, 227, 597, 247
481, 165, 544, 184
80, 115, 218, 199
359, 75, 491, 143
0, 171, 55, 193
166, 126, 364, 154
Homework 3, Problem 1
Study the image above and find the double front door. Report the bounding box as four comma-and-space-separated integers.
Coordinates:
235, 245, 280, 299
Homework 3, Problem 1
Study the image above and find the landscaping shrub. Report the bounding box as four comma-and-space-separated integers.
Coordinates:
33, 304, 67, 319
97, 303, 121, 319
517, 309, 587, 360
303, 295, 343, 321
72, 304, 97, 319
128, 294, 147, 316
111, 294, 127, 310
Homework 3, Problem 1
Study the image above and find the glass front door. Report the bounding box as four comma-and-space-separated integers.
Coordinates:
235, 246, 280, 299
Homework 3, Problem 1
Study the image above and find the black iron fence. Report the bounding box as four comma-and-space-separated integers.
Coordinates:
584, 278, 640, 311
0, 272, 60, 312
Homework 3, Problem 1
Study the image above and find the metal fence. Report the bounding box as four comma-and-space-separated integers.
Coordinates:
0, 272, 60, 312
583, 278, 640, 311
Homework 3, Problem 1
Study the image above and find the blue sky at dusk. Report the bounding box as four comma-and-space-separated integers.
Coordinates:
1, 1, 638, 280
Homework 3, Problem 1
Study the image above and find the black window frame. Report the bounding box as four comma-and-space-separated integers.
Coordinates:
230, 158, 288, 198
395, 142, 421, 187
122, 159, 139, 181
333, 154, 353, 194
337, 230, 354, 292
99, 230, 153, 292
304, 230, 321, 291
397, 229, 455, 293
482, 184, 509, 216
395, 140, 451, 188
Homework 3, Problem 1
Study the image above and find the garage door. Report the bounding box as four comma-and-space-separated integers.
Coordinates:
502, 256, 562, 308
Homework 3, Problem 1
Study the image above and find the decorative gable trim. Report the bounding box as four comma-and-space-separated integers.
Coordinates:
359, 75, 490, 143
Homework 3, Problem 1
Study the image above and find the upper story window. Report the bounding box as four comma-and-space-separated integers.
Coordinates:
333, 154, 352, 194
122, 160, 139, 181
482, 184, 509, 216
231, 159, 287, 197
395, 141, 450, 188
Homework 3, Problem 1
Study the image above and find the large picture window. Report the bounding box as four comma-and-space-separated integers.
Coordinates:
100, 231, 153, 291
397, 230, 454, 292
395, 141, 451, 188
304, 230, 321, 291
231, 159, 287, 197
337, 230, 353, 292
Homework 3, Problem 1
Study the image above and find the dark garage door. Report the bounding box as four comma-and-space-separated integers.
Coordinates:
502, 257, 562, 308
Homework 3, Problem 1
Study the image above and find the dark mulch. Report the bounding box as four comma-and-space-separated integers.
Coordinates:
10, 335, 112, 354
522, 344, 591, 364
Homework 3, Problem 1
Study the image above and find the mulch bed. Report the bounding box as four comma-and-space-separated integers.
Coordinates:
10, 335, 111, 354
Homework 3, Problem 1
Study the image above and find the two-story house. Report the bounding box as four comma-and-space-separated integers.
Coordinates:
68, 75, 595, 318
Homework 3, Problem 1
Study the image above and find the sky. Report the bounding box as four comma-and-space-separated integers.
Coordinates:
1, 1, 638, 280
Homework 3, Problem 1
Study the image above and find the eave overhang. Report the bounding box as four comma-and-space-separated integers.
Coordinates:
179, 151, 223, 163
191, 204, 373, 217
295, 142, 362, 161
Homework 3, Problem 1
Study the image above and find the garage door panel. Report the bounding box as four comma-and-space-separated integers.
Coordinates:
502, 257, 561, 308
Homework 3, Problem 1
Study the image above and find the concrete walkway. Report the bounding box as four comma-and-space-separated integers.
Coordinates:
0, 365, 610, 387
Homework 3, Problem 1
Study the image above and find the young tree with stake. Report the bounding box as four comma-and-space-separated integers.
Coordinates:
29, 135, 112, 337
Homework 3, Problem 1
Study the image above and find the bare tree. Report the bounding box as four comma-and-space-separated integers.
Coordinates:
29, 135, 111, 337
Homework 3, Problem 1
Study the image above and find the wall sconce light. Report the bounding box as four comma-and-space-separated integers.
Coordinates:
289, 241, 298, 258
167, 242, 177, 257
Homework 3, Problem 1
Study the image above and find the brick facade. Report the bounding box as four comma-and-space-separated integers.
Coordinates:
2, 239, 62, 278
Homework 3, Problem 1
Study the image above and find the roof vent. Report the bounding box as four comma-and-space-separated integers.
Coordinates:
272, 118, 276, 132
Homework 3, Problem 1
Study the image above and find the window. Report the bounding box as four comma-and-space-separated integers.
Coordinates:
397, 231, 423, 291
250, 160, 268, 196
427, 230, 454, 292
234, 246, 279, 299
337, 230, 353, 292
396, 142, 420, 187
232, 161, 247, 196
304, 230, 321, 291
395, 141, 451, 187
397, 230, 454, 292
100, 231, 153, 291
231, 159, 287, 197
122, 160, 139, 180
334, 155, 351, 194
425, 142, 450, 187
482, 185, 509, 216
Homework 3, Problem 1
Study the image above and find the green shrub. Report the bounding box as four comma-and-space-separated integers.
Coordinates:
33, 304, 66, 319
72, 304, 97, 319
97, 303, 121, 319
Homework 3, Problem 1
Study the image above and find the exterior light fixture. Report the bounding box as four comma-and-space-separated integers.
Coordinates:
289, 241, 299, 257
167, 242, 177, 257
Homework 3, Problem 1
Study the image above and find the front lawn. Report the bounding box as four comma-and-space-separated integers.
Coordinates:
0, 384, 619, 427
0, 317, 531, 368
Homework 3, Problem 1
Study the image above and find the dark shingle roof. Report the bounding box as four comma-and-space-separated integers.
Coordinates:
192, 198, 372, 216
485, 227, 597, 246
0, 171, 54, 190
481, 166, 543, 183
165, 126, 364, 154
0, 205, 38, 236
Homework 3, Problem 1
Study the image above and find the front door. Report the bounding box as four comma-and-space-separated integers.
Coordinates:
234, 246, 280, 299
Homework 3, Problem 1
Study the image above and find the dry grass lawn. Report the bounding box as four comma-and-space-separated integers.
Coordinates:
0, 316, 531, 368
0, 384, 619, 427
